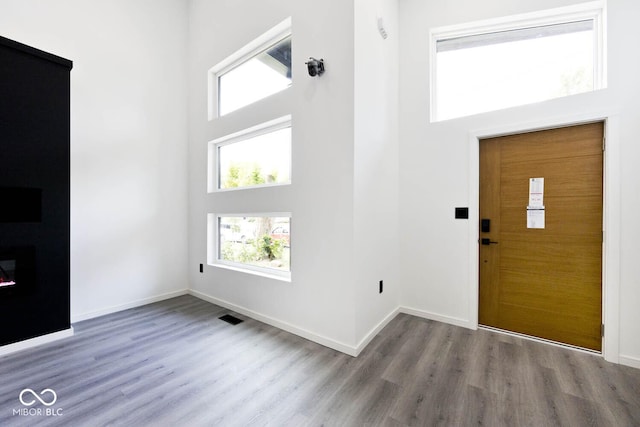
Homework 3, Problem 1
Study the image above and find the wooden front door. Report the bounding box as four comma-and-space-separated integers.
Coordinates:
479, 122, 604, 351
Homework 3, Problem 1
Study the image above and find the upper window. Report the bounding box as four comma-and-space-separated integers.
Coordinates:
210, 18, 292, 118
431, 3, 605, 121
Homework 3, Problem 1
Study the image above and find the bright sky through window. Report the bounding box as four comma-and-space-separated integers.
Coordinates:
218, 37, 291, 116
434, 22, 596, 121
218, 126, 291, 189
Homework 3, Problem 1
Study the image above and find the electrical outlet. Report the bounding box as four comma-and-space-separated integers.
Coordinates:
379, 280, 383, 294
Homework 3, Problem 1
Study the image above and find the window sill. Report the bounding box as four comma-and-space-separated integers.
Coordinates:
211, 262, 291, 283
210, 181, 291, 194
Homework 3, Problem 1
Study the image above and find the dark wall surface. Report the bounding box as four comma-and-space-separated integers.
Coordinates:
0, 35, 72, 346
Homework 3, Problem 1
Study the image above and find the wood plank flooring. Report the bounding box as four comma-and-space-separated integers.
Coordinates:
0, 295, 638, 426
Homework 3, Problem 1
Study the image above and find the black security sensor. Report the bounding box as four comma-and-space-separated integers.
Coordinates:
306, 57, 325, 77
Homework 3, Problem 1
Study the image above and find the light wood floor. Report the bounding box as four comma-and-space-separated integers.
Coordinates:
1, 295, 638, 426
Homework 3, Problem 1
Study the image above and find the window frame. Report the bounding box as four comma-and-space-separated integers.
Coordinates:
208, 213, 292, 281
208, 115, 292, 193
208, 17, 292, 119
429, 1, 606, 122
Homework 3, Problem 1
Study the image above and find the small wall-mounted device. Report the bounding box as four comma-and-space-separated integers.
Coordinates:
306, 57, 325, 77
455, 207, 469, 219
377, 17, 388, 39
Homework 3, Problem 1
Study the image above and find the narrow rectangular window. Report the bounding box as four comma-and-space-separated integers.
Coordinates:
209, 116, 291, 191
208, 214, 291, 279
218, 36, 291, 116
431, 4, 605, 121
209, 18, 292, 118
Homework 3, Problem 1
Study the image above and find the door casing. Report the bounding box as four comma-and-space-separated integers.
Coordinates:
467, 112, 620, 363
479, 123, 603, 350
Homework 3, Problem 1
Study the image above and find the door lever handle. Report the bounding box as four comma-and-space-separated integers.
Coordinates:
481, 238, 498, 245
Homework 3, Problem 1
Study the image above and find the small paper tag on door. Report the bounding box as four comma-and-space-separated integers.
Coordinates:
527, 208, 545, 229
527, 177, 545, 228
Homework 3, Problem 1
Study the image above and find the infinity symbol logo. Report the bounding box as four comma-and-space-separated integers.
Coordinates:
19, 388, 57, 407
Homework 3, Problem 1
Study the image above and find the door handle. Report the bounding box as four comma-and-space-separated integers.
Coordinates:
481, 238, 498, 245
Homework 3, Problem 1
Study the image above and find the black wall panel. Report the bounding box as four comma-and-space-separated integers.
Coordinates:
0, 36, 72, 346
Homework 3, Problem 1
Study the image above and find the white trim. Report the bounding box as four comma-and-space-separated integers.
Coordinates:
0, 327, 74, 357
468, 110, 621, 364
214, 181, 292, 194
468, 129, 480, 331
619, 355, 640, 370
355, 307, 400, 355
208, 115, 292, 193
207, 212, 216, 266
71, 289, 189, 323
429, 1, 606, 122
400, 306, 472, 329
431, 1, 604, 41
602, 114, 621, 363
211, 115, 292, 147
208, 17, 292, 120
212, 262, 292, 282
188, 289, 359, 356
212, 212, 292, 218
596, 3, 608, 90
428, 22, 440, 123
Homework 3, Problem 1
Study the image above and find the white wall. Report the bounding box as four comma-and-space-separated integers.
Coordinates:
0, 0, 189, 320
399, 0, 640, 367
353, 0, 401, 344
4, 0, 636, 365
612, 0, 640, 367
188, 0, 360, 351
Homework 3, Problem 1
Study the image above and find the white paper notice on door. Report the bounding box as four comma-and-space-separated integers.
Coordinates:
528, 177, 544, 207
527, 208, 545, 229
527, 177, 545, 228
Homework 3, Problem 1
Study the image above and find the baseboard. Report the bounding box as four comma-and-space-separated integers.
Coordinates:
619, 354, 640, 370
0, 327, 74, 357
354, 307, 400, 356
188, 289, 359, 356
71, 289, 189, 323
187, 291, 478, 357
400, 306, 472, 329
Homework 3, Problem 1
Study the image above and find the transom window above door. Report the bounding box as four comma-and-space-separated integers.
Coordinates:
430, 3, 605, 121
